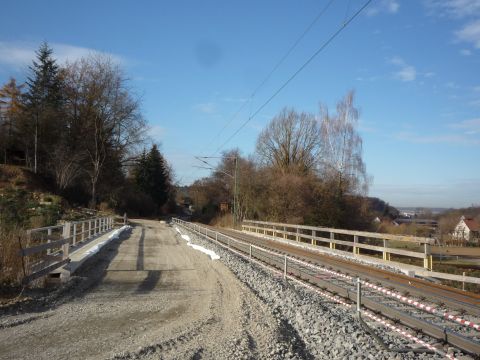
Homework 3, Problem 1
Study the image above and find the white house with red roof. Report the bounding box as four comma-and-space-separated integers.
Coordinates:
452, 216, 480, 242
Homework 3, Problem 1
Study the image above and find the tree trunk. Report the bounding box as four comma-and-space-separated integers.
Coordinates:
90, 179, 97, 208
34, 116, 38, 174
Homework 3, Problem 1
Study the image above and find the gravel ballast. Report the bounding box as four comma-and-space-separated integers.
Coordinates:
0, 220, 470, 359
178, 225, 469, 360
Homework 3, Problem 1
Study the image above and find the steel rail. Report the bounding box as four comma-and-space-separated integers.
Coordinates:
220, 228, 480, 316
173, 220, 480, 357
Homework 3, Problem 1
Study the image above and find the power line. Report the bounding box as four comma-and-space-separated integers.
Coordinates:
178, 0, 337, 184
179, 0, 372, 184
201, 0, 338, 155
213, 0, 372, 155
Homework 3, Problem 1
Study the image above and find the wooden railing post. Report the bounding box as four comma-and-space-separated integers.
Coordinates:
424, 243, 432, 270
72, 223, 77, 246
62, 222, 71, 260
383, 239, 390, 261
312, 230, 316, 246
329, 232, 336, 250
47, 228, 52, 255
353, 235, 359, 255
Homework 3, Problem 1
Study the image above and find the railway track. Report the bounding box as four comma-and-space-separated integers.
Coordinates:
221, 228, 480, 315
173, 219, 480, 358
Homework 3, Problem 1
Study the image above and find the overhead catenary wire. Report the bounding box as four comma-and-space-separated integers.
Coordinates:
180, 0, 372, 184
178, 0, 338, 184
203, 0, 338, 154
213, 0, 373, 155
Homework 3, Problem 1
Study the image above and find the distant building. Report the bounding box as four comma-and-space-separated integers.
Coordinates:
452, 216, 480, 242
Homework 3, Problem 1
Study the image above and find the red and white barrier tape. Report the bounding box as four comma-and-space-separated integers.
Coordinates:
362, 310, 456, 360
178, 222, 458, 359
262, 244, 480, 333
360, 282, 480, 331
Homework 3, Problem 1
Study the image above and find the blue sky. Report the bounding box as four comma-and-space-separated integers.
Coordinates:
1, 0, 479, 208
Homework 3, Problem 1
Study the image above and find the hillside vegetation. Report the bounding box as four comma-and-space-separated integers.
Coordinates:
0, 43, 175, 289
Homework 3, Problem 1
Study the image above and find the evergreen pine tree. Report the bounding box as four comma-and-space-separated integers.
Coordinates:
134, 149, 149, 192
134, 145, 171, 213
22, 42, 64, 173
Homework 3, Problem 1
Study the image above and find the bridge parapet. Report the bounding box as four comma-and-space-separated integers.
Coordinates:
20, 216, 115, 284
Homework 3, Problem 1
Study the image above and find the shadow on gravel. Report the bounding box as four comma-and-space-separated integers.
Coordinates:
0, 225, 134, 317
135, 270, 162, 293
136, 227, 145, 271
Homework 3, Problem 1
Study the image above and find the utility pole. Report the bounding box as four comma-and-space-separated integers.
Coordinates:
233, 156, 238, 227
194, 155, 239, 227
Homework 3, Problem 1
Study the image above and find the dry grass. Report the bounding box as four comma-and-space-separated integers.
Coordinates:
0, 164, 52, 194
211, 213, 235, 229
0, 228, 28, 287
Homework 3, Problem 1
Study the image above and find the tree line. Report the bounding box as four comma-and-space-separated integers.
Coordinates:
0, 42, 173, 216
188, 91, 374, 230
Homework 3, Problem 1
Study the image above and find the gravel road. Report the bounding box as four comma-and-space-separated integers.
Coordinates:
0, 220, 296, 360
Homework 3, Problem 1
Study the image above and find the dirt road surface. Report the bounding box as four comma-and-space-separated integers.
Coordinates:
0, 220, 289, 360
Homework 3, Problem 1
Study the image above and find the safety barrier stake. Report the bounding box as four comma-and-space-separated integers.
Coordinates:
356, 277, 362, 313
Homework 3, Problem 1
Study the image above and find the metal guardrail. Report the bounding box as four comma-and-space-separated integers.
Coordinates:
21, 217, 114, 284
173, 218, 480, 357
242, 219, 434, 270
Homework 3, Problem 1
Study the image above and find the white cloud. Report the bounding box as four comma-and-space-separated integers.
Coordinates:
449, 118, 480, 134
425, 1, 480, 51
425, 0, 480, 18
390, 56, 416, 82
147, 125, 166, 141
469, 99, 480, 107
0, 40, 124, 71
366, 0, 399, 16
445, 81, 460, 89
455, 20, 480, 48
194, 102, 216, 114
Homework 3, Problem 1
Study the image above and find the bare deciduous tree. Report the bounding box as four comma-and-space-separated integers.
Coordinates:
52, 149, 85, 190
63, 55, 146, 206
256, 108, 320, 174
317, 90, 369, 195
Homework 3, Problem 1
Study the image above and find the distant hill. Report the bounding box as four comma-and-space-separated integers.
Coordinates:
396, 207, 450, 216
